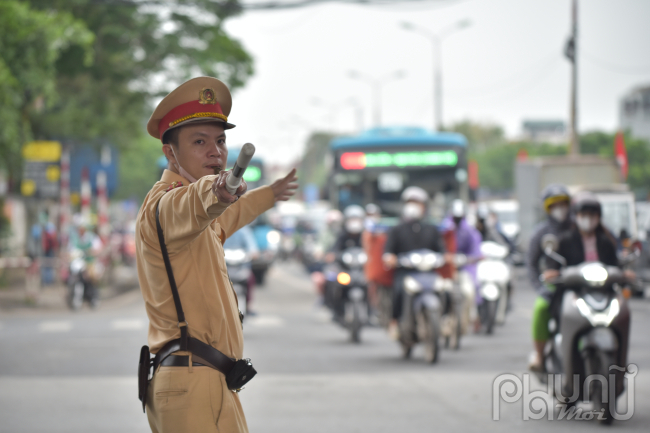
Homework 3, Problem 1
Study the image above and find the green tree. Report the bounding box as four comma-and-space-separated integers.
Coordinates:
28, 0, 252, 147
0, 0, 93, 178
446, 120, 505, 152
580, 130, 650, 196
114, 134, 165, 201
3, 0, 253, 195
473, 141, 567, 191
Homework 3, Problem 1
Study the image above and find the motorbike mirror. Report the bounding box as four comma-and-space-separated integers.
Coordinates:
541, 234, 559, 254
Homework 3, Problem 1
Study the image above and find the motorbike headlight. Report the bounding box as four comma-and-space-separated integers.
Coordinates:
575, 298, 620, 327
410, 254, 423, 266
404, 276, 422, 294
581, 263, 608, 287
477, 261, 510, 282
357, 252, 368, 265
342, 252, 353, 265
480, 283, 500, 301
266, 230, 280, 245
337, 272, 351, 285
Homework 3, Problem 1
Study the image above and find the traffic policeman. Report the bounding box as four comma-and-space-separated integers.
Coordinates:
135, 76, 297, 433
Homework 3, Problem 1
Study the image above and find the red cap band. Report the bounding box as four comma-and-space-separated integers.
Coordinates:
158, 100, 227, 140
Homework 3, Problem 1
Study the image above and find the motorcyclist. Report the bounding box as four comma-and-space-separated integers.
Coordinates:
442, 199, 482, 331
325, 205, 366, 320
383, 187, 447, 339
332, 205, 365, 252
527, 184, 572, 371
311, 209, 343, 304
223, 225, 260, 315
476, 204, 514, 250
69, 222, 104, 304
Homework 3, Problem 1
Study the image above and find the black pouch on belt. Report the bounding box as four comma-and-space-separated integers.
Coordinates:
226, 358, 257, 391
138, 345, 151, 412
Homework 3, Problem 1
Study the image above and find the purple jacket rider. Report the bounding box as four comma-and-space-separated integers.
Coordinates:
441, 215, 483, 303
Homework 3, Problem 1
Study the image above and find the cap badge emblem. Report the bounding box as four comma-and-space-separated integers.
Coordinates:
199, 88, 217, 105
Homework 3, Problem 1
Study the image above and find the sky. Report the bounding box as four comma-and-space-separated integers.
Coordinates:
221, 0, 650, 164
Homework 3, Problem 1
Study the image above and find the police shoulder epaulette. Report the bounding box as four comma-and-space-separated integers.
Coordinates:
165, 181, 184, 192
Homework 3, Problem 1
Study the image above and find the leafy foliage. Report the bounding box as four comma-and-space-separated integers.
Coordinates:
114, 134, 165, 201
0, 0, 93, 177
445, 120, 505, 152
580, 131, 650, 195
2, 0, 253, 194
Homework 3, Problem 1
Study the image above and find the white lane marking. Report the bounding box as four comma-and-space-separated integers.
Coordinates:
246, 315, 285, 327
39, 321, 73, 333
111, 319, 145, 331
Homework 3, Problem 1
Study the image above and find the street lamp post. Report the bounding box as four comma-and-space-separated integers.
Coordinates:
402, 19, 471, 131
348, 70, 405, 127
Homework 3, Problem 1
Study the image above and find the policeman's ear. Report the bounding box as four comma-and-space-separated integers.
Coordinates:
162, 145, 176, 164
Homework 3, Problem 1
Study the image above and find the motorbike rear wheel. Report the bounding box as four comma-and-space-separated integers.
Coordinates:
349, 301, 363, 344
485, 300, 497, 335
588, 350, 616, 425
68, 281, 84, 311
419, 309, 440, 364
444, 314, 462, 350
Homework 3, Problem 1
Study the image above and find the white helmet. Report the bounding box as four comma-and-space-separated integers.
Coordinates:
343, 205, 365, 220
401, 186, 428, 203
365, 203, 381, 216
451, 199, 466, 217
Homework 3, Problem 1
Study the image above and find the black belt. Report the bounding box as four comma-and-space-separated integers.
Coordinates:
161, 355, 206, 367
153, 337, 236, 376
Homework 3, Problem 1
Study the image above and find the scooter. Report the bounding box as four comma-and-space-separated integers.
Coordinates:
476, 241, 512, 334
329, 247, 369, 343
224, 248, 253, 316
539, 234, 633, 424
67, 248, 99, 310
396, 249, 465, 363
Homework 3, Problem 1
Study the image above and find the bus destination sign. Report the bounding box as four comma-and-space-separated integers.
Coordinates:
340, 150, 458, 170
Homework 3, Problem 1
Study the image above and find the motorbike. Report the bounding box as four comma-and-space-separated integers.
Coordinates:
67, 248, 99, 310
224, 248, 253, 316
325, 247, 369, 343
539, 234, 634, 424
476, 241, 512, 334
396, 249, 465, 363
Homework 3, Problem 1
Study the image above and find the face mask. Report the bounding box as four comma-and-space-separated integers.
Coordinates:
550, 206, 569, 223
169, 145, 198, 183
345, 219, 363, 234
576, 215, 597, 233
402, 203, 424, 221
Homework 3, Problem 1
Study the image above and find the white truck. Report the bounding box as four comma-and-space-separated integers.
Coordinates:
515, 155, 634, 249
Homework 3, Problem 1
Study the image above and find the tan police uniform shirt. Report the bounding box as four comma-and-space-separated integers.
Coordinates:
136, 169, 275, 359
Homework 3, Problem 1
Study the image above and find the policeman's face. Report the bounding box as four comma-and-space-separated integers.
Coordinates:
172, 123, 228, 179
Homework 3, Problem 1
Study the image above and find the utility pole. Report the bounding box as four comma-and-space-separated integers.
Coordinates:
348, 70, 405, 127
401, 20, 471, 131
565, 0, 579, 155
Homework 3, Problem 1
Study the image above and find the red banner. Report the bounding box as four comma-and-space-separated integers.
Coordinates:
468, 160, 479, 190
614, 131, 628, 180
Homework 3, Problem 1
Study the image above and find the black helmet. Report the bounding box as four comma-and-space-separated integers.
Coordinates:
541, 184, 570, 213
572, 191, 601, 215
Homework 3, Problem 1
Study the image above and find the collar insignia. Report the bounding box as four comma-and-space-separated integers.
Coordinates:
165, 181, 183, 192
